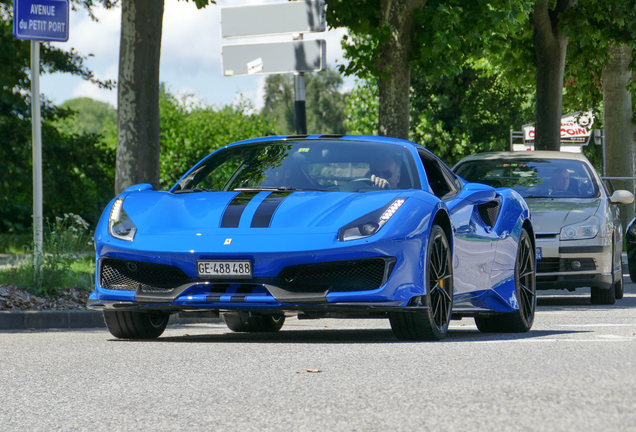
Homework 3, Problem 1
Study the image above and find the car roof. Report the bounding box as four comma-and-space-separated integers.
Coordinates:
457, 151, 591, 163
233, 134, 423, 149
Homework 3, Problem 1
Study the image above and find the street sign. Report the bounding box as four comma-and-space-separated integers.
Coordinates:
522, 111, 595, 145
221, 1, 325, 39
222, 40, 326, 76
13, 0, 69, 42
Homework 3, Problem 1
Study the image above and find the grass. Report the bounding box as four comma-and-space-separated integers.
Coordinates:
0, 233, 32, 255
0, 214, 95, 296
0, 256, 95, 293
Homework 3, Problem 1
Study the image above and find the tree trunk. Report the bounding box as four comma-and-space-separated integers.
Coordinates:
532, 0, 572, 151
378, 0, 423, 139
602, 43, 635, 230
115, 0, 164, 194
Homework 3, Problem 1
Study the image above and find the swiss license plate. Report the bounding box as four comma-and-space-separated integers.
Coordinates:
536, 247, 542, 260
197, 260, 252, 278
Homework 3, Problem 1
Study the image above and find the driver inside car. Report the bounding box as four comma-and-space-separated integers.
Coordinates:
370, 156, 401, 189
550, 167, 570, 195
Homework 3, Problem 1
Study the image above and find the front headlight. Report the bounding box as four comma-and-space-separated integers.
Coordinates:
560, 215, 599, 241
109, 198, 137, 241
338, 198, 406, 241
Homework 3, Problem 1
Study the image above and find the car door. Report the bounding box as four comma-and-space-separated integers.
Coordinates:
417, 150, 499, 298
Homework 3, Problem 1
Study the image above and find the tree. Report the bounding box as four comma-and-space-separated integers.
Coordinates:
559, 1, 636, 228
327, 0, 531, 139
531, 0, 577, 151
57, 97, 117, 136
115, 0, 215, 194
159, 88, 278, 189
0, 0, 116, 232
262, 67, 348, 135
345, 68, 535, 166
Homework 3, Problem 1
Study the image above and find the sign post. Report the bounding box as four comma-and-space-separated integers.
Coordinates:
13, 0, 69, 267
221, 0, 326, 135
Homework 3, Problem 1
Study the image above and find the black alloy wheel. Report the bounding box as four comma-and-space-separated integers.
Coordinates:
103, 310, 170, 339
390, 224, 453, 341
475, 228, 536, 333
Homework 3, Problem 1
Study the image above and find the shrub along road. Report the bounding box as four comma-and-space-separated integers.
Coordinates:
1, 276, 636, 431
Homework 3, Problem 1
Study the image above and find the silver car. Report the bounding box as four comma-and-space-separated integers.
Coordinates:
454, 151, 633, 304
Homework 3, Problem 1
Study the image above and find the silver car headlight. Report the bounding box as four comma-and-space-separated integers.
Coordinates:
338, 198, 406, 241
560, 215, 599, 241
109, 198, 137, 241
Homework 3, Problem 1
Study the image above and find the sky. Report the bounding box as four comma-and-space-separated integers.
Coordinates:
41, 0, 354, 110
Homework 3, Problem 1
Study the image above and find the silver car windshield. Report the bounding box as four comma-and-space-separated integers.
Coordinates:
172, 140, 421, 193
454, 158, 600, 198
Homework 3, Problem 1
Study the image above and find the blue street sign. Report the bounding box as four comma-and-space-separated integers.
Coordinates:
13, 0, 69, 42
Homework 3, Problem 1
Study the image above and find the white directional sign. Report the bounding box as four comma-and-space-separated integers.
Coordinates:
221, 1, 325, 39
222, 40, 326, 76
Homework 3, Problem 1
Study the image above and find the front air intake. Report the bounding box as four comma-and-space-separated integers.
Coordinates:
277, 258, 391, 293
100, 258, 190, 293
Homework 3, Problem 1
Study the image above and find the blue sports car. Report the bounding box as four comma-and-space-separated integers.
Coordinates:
89, 135, 536, 341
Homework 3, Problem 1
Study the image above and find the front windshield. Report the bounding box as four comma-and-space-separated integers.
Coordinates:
172, 140, 420, 193
454, 158, 599, 198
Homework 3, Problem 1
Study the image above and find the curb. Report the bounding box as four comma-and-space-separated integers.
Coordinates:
0, 310, 221, 331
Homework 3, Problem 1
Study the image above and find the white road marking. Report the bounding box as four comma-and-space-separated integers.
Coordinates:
558, 324, 636, 327
473, 338, 636, 344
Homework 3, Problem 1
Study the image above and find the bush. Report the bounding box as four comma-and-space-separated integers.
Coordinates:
0, 214, 95, 296
159, 89, 279, 189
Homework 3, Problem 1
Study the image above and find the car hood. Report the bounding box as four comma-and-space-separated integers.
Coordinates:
121, 190, 405, 235
525, 197, 601, 233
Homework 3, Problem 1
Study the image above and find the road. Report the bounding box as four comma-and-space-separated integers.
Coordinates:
2, 280, 636, 431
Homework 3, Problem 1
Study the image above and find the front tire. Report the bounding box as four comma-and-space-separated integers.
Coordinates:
390, 224, 453, 341
629, 256, 636, 283
103, 311, 170, 339
475, 228, 536, 333
222, 312, 285, 332
614, 275, 624, 300
591, 285, 615, 305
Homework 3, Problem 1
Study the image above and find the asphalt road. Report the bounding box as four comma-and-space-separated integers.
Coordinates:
2, 280, 636, 431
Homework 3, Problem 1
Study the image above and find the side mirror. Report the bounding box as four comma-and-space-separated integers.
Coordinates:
124, 183, 154, 192
462, 182, 497, 205
609, 190, 634, 205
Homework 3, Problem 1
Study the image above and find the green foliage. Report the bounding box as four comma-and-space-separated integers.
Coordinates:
159, 88, 278, 189
1, 1, 116, 233
0, 214, 95, 296
262, 67, 349, 135
560, 0, 636, 114
410, 67, 535, 165
56, 97, 117, 136
327, 0, 532, 81
345, 68, 535, 166
0, 233, 32, 254
344, 78, 378, 135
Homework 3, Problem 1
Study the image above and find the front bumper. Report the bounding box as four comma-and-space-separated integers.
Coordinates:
90, 237, 426, 311
535, 237, 613, 290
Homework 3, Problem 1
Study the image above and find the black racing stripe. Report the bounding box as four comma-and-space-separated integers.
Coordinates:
251, 191, 292, 228
220, 191, 260, 228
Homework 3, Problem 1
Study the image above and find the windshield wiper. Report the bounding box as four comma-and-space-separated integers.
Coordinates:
172, 188, 211, 194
